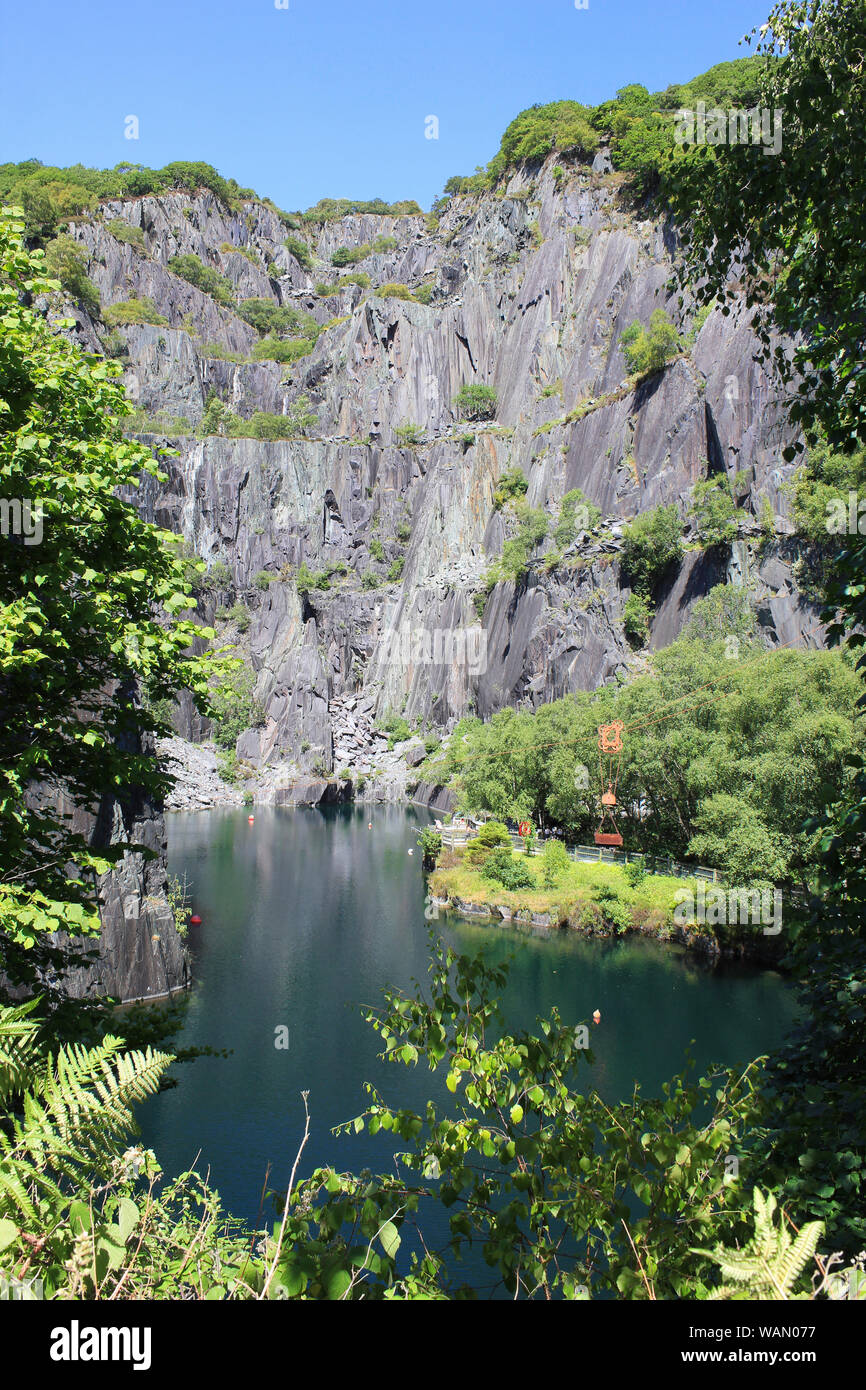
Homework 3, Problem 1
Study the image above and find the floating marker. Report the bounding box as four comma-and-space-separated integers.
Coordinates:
189, 915, 202, 927
592, 1009, 601, 1025
407, 848, 414, 855
248, 815, 255, 823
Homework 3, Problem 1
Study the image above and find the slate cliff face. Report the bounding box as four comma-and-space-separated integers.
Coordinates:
65, 154, 822, 791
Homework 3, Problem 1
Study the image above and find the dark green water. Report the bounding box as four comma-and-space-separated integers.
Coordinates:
140, 803, 797, 1254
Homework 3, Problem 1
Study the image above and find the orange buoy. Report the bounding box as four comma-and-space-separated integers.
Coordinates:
190, 915, 202, 926
368, 822, 372, 829
592, 1009, 601, 1025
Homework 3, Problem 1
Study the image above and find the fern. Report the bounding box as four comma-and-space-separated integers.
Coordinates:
0, 999, 172, 1292
694, 1188, 824, 1300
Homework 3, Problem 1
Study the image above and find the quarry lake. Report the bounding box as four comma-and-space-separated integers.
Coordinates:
140, 804, 798, 1262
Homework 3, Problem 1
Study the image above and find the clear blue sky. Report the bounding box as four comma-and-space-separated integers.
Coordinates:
0, 0, 773, 212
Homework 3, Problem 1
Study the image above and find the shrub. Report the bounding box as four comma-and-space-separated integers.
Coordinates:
207, 560, 232, 588
226, 602, 251, 632
376, 282, 413, 300
369, 539, 385, 561
396, 519, 412, 542
167, 253, 234, 306
236, 299, 319, 341
482, 847, 536, 891
463, 820, 512, 867
540, 837, 571, 888
417, 828, 443, 870
493, 466, 528, 510
413, 283, 433, 304
387, 556, 405, 582
44, 234, 100, 315
619, 309, 681, 375
209, 666, 265, 751
689, 475, 739, 548
105, 220, 146, 251
623, 592, 652, 647
220, 241, 260, 265
253, 570, 273, 590
594, 884, 632, 934
283, 235, 312, 269
249, 335, 313, 363
377, 714, 412, 749
454, 383, 498, 421
361, 571, 381, 589
621, 504, 682, 594
555, 488, 601, 546
395, 423, 424, 446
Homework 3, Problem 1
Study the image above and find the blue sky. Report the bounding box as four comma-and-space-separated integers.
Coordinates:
0, 0, 773, 212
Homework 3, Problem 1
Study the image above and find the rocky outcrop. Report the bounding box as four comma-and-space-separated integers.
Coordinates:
63, 154, 823, 802
52, 791, 189, 1004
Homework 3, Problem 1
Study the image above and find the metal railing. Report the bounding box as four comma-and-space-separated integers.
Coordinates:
438, 824, 720, 883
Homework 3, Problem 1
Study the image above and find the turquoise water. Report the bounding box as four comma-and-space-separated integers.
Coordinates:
139, 803, 798, 1265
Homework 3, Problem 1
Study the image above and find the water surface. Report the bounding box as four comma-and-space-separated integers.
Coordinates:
141, 805, 797, 1240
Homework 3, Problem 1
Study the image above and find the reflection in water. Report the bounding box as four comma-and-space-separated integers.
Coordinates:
140, 804, 797, 1242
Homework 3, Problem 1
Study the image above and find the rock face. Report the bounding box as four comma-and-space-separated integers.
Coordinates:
51, 788, 189, 1005
64, 155, 823, 802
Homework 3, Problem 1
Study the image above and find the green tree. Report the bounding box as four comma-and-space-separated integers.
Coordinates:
690, 474, 739, 548
43, 234, 100, 316
454, 383, 498, 421
0, 211, 216, 981
621, 504, 683, 594
619, 309, 681, 375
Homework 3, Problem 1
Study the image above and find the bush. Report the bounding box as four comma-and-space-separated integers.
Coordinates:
220, 241, 260, 265
207, 560, 232, 588
44, 234, 100, 315
209, 666, 265, 751
249, 335, 313, 363
361, 571, 381, 589
377, 714, 413, 749
167, 253, 234, 306
454, 383, 498, 421
463, 820, 512, 867
284, 235, 312, 269
555, 488, 601, 546
395, 423, 424, 446
376, 282, 413, 300
619, 309, 681, 376
413, 283, 433, 304
387, 556, 405, 582
253, 570, 273, 590
226, 602, 251, 632
105, 220, 146, 251
623, 592, 652, 647
621, 504, 682, 595
482, 847, 536, 891
236, 299, 319, 341
689, 475, 739, 548
417, 828, 443, 871
540, 837, 571, 888
370, 539, 385, 561
493, 466, 528, 510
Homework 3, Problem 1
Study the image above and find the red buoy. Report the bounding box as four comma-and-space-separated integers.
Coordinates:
189, 914, 202, 926
248, 815, 255, 823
